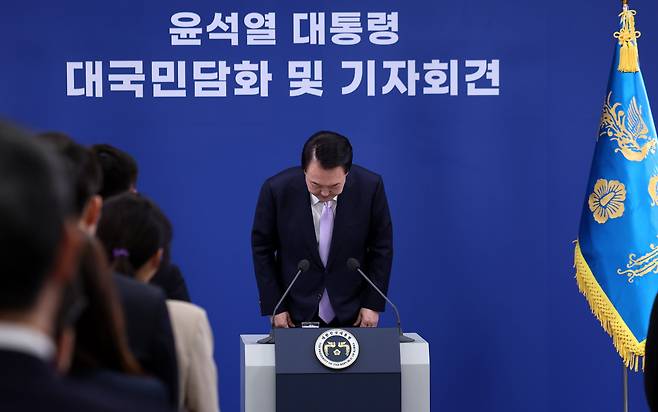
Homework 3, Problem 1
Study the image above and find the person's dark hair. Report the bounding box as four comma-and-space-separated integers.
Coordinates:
96, 193, 164, 278
37, 132, 101, 217
149, 207, 193, 301
91, 144, 139, 199
56, 237, 142, 375
301, 131, 353, 172
152, 205, 173, 265
0, 122, 71, 311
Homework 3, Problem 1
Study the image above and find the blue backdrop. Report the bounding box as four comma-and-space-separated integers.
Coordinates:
2, 0, 657, 411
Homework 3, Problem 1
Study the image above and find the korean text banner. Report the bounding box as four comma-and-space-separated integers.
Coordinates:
4, 0, 658, 411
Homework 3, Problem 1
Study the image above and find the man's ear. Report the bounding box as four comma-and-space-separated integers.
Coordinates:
80, 195, 102, 234
50, 220, 83, 284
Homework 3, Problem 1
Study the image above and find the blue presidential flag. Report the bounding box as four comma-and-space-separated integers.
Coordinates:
575, 5, 658, 370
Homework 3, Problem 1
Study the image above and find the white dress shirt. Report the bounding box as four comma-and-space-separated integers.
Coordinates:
310, 194, 338, 243
0, 322, 55, 361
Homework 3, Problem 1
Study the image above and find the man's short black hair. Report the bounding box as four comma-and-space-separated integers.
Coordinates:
0, 122, 70, 311
38, 132, 101, 217
301, 131, 353, 173
91, 144, 139, 199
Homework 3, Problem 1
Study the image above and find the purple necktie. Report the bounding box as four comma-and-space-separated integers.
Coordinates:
318, 201, 335, 323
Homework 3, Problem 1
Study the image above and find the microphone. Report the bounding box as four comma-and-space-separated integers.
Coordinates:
257, 259, 311, 344
347, 258, 414, 343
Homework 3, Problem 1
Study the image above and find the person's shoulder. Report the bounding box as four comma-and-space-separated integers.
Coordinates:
114, 273, 166, 304
349, 164, 383, 185
150, 263, 191, 302
166, 298, 203, 311
166, 300, 208, 325
51, 384, 127, 412
69, 371, 170, 412
166, 300, 213, 351
264, 166, 302, 188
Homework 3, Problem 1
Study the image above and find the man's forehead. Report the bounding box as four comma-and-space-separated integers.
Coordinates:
306, 169, 346, 184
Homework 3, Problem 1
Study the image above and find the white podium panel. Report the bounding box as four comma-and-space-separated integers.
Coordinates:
240, 332, 430, 412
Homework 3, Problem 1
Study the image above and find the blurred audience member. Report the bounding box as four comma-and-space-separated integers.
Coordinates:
39, 132, 103, 233
167, 299, 219, 412
91, 143, 191, 302
55, 237, 171, 411
98, 194, 220, 412
0, 122, 116, 411
39, 133, 179, 408
152, 206, 192, 301
91, 143, 139, 198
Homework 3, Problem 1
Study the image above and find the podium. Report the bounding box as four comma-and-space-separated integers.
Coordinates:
240, 329, 429, 412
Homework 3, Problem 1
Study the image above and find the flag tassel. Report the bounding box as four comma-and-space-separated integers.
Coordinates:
616, 7, 640, 73
574, 241, 645, 370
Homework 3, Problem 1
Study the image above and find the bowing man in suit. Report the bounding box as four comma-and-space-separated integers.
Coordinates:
252, 131, 393, 328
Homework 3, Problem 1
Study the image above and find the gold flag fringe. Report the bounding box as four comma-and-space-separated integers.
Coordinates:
574, 241, 645, 371
615, 7, 641, 73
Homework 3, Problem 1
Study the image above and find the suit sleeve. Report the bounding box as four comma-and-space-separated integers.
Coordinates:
251, 180, 285, 315
361, 176, 393, 312
150, 294, 180, 408
187, 309, 220, 412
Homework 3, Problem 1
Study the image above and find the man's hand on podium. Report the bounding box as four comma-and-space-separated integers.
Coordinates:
354, 308, 379, 328
272, 311, 295, 328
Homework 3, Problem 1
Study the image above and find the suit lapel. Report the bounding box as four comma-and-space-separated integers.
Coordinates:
293, 174, 324, 269
327, 172, 355, 271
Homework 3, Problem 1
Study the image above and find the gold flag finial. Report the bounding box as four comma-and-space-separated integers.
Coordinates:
614, 4, 641, 72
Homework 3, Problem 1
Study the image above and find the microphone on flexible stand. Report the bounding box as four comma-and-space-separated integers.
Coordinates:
347, 258, 414, 343
258, 259, 311, 344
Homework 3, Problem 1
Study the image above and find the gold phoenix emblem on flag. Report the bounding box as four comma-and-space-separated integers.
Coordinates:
588, 178, 626, 224
600, 92, 656, 161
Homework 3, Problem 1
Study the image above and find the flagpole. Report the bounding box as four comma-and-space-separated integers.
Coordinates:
623, 0, 632, 410
623, 363, 629, 412
620, 0, 630, 404
621, 0, 632, 407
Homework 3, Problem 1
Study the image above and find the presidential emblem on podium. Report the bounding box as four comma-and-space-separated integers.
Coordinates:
315, 329, 360, 369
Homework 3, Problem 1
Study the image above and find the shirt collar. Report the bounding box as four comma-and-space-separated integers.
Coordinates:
0, 322, 55, 361
310, 193, 338, 206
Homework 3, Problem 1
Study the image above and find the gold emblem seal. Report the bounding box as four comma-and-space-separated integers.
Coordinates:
315, 329, 359, 370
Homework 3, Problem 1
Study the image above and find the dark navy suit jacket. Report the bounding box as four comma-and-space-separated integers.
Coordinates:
0, 350, 170, 412
251, 165, 393, 325
150, 263, 191, 302
114, 273, 178, 407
